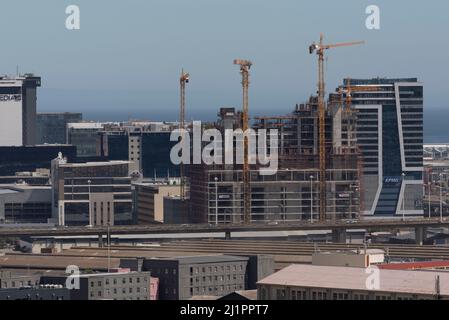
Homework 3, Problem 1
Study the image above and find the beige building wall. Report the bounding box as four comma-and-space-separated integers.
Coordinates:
136, 185, 180, 224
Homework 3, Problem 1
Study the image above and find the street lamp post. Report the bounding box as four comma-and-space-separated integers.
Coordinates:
88, 180, 92, 226
310, 175, 314, 224
428, 182, 432, 220
107, 223, 110, 273
214, 177, 219, 225
440, 174, 444, 222
402, 173, 406, 221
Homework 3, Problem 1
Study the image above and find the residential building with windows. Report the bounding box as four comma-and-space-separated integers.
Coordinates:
120, 255, 251, 300
40, 271, 151, 300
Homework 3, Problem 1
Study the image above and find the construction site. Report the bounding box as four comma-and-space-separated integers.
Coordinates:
185, 35, 369, 225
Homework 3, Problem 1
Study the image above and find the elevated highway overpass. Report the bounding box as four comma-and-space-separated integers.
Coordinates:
1, 218, 448, 244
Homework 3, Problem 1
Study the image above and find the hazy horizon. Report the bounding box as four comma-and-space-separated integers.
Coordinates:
1, 0, 448, 140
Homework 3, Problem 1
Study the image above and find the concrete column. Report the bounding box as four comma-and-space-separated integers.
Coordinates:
415, 227, 426, 246
106, 233, 111, 246
225, 231, 232, 240
332, 229, 347, 243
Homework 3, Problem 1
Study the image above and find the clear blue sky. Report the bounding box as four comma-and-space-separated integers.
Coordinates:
0, 0, 448, 132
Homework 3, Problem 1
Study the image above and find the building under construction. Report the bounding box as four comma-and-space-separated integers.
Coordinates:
188, 100, 362, 224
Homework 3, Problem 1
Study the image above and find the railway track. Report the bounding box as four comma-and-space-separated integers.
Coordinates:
63, 239, 449, 260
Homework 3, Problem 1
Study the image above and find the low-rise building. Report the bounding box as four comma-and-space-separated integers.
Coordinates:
312, 249, 385, 268
121, 255, 249, 300
0, 270, 41, 289
0, 286, 70, 300
0, 184, 52, 224
40, 271, 152, 300
121, 254, 273, 300
257, 264, 449, 300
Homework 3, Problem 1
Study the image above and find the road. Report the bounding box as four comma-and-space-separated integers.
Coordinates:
0, 218, 447, 238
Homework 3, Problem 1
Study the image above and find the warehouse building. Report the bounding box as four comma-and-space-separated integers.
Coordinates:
257, 264, 449, 300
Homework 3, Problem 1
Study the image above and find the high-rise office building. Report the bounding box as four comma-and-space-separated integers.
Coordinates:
36, 112, 82, 144
0, 145, 76, 176
51, 154, 133, 226
100, 128, 180, 178
0, 74, 41, 146
339, 78, 424, 217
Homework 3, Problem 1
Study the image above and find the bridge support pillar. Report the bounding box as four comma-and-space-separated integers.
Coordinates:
415, 227, 426, 246
98, 234, 104, 248
225, 231, 232, 240
332, 229, 347, 244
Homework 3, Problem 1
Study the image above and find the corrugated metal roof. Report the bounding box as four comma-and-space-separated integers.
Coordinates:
257, 264, 449, 296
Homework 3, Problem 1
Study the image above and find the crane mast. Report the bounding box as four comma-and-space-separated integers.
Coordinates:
179, 69, 190, 201
234, 59, 252, 224
309, 34, 364, 222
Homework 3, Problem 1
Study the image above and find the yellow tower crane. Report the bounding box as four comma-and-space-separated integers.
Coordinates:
309, 34, 364, 222
234, 59, 252, 224
179, 69, 190, 201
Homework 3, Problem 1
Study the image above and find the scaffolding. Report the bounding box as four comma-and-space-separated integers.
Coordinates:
188, 99, 362, 224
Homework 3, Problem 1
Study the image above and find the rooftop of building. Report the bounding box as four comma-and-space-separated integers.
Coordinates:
188, 295, 220, 300
378, 261, 449, 271
0, 74, 40, 81
0, 145, 74, 149
343, 77, 419, 85
58, 160, 131, 168
0, 269, 64, 278
67, 122, 106, 129
315, 249, 384, 256
257, 264, 449, 296
0, 184, 51, 192
37, 112, 82, 116
133, 181, 180, 188
41, 270, 150, 279
0, 253, 121, 271
148, 254, 249, 264
218, 290, 258, 300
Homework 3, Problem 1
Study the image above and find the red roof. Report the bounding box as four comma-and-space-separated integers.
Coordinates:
378, 261, 449, 270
